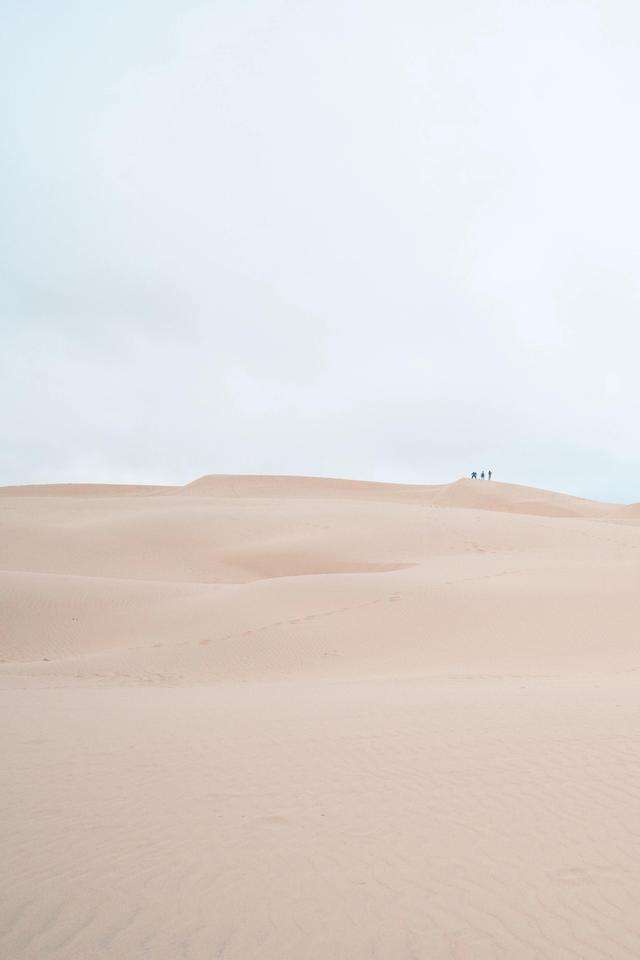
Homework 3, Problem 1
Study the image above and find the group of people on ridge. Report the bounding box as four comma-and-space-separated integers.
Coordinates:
471, 469, 492, 480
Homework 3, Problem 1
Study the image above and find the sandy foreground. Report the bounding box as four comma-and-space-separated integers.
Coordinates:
2, 475, 640, 959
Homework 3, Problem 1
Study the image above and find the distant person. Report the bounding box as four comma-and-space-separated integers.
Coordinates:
471, 471, 477, 479
488, 469, 492, 480
480, 470, 485, 479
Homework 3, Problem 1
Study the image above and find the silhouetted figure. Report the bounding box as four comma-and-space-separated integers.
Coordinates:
488, 469, 492, 480
471, 471, 477, 479
480, 470, 485, 480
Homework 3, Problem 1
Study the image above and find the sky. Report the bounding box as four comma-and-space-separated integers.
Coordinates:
2, 0, 639, 502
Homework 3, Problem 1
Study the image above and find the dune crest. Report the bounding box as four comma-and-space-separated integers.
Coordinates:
1, 473, 620, 517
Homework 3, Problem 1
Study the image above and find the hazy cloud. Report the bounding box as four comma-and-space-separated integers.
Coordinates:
2, 0, 639, 500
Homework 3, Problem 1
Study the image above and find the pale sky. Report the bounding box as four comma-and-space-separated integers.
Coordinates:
2, 1, 639, 501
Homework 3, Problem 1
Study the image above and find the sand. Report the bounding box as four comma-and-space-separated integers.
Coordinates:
2, 474, 640, 958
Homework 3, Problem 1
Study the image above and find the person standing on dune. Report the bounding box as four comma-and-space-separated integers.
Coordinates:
488, 470, 492, 480
480, 470, 485, 479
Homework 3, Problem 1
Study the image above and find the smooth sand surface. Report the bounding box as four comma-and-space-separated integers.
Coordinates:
2, 475, 640, 958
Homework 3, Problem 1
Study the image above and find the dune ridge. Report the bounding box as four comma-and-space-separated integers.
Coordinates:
1, 473, 621, 516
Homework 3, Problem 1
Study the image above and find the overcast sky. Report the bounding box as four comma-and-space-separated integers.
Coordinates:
2, 1, 639, 501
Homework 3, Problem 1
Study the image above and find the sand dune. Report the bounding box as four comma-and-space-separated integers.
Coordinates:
2, 475, 640, 958
185, 472, 621, 517
2, 472, 617, 516
0, 481, 178, 497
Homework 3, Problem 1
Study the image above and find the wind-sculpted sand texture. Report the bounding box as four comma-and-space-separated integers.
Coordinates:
2, 476, 640, 958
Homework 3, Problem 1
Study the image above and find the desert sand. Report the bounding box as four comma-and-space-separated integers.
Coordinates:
2, 474, 640, 959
